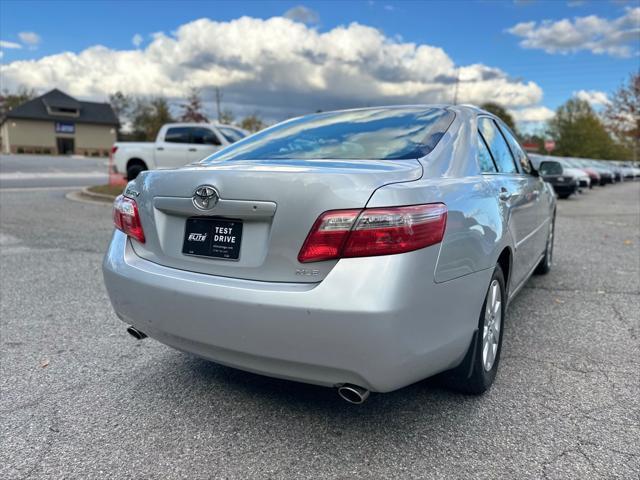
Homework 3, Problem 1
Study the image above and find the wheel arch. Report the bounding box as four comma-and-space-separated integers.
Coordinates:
126, 157, 147, 171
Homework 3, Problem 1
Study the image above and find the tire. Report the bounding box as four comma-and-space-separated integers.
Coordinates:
442, 265, 506, 395
126, 161, 146, 181
535, 211, 555, 275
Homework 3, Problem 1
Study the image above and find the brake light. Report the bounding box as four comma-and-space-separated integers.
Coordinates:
112, 195, 145, 243
298, 204, 447, 263
110, 145, 118, 156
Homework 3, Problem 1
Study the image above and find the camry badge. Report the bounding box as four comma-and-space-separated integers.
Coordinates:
192, 185, 219, 210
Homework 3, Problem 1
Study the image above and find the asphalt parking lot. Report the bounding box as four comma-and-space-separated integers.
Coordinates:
1, 181, 639, 479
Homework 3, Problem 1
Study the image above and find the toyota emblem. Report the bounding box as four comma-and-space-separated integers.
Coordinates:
192, 185, 219, 210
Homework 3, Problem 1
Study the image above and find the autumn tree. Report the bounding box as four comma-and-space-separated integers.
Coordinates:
219, 108, 235, 125
603, 72, 639, 161
0, 86, 37, 117
131, 97, 174, 141
240, 114, 266, 132
547, 98, 619, 159
179, 88, 208, 123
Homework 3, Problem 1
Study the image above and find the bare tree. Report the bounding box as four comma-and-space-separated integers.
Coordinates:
179, 88, 208, 123
603, 72, 639, 161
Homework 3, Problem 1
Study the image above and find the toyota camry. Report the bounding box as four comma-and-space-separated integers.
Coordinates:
103, 105, 556, 404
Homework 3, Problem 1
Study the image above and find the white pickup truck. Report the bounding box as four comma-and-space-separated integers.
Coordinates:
112, 123, 248, 180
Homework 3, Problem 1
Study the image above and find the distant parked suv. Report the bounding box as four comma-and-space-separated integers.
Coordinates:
112, 123, 249, 180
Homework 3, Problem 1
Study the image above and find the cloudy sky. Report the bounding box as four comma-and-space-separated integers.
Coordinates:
1, 0, 638, 130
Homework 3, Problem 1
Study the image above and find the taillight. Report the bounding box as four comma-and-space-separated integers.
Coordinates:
110, 145, 118, 156
112, 195, 145, 243
298, 203, 447, 263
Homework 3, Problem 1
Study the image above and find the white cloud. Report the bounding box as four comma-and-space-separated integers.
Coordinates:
284, 5, 319, 25
18, 32, 41, 47
510, 106, 555, 123
0, 16, 544, 119
0, 40, 22, 49
132, 33, 144, 48
574, 89, 610, 106
507, 7, 640, 57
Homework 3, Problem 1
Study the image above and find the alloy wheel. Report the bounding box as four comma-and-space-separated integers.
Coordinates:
482, 279, 502, 372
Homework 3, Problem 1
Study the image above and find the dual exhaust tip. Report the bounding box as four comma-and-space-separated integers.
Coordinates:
337, 384, 370, 404
126, 326, 147, 340
125, 326, 370, 404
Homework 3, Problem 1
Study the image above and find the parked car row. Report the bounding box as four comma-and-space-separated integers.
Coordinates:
530, 154, 640, 199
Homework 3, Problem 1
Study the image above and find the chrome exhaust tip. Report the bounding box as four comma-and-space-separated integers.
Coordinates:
126, 326, 147, 340
337, 384, 370, 404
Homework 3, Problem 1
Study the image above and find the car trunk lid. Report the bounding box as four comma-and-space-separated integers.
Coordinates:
129, 158, 422, 283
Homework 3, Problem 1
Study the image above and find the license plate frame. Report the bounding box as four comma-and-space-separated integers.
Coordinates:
182, 217, 243, 261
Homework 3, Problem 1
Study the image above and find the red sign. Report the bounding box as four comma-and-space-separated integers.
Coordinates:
544, 140, 556, 153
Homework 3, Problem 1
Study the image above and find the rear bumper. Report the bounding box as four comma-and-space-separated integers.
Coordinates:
102, 231, 491, 392
552, 184, 578, 196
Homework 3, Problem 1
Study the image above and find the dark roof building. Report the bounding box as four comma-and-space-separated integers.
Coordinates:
1, 89, 118, 155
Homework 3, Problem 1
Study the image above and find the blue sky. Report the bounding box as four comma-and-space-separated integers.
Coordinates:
1, 0, 638, 129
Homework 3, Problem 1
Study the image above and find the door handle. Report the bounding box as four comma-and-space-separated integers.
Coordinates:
188, 148, 197, 152
157, 147, 164, 151
499, 188, 511, 201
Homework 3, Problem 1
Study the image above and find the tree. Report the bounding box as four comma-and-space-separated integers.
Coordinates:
240, 114, 266, 133
179, 88, 208, 123
219, 108, 235, 125
108, 91, 132, 137
131, 97, 174, 141
481, 102, 518, 135
603, 72, 639, 161
0, 86, 38, 117
547, 98, 619, 159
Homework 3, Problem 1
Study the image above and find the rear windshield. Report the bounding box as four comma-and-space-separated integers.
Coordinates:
539, 162, 562, 175
202, 108, 455, 162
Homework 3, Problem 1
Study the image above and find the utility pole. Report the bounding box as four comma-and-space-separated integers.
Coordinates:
215, 87, 222, 122
452, 67, 460, 105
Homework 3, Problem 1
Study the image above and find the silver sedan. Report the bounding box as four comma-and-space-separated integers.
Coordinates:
103, 105, 556, 404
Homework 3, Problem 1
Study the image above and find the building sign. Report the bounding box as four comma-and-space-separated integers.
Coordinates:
55, 122, 75, 134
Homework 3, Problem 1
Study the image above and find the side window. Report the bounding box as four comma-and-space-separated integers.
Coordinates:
164, 127, 191, 144
499, 123, 533, 174
478, 118, 518, 174
190, 127, 221, 146
477, 132, 497, 173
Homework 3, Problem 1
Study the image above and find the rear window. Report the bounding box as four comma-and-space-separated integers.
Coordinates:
539, 162, 562, 176
165, 127, 191, 144
203, 108, 455, 162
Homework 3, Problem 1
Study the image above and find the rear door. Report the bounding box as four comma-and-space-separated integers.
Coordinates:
478, 117, 538, 288
155, 127, 189, 168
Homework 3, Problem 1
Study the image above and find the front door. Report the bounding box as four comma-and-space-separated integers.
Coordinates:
56, 137, 75, 155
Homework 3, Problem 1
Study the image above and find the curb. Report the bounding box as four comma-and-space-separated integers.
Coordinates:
81, 186, 119, 201
65, 188, 115, 206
